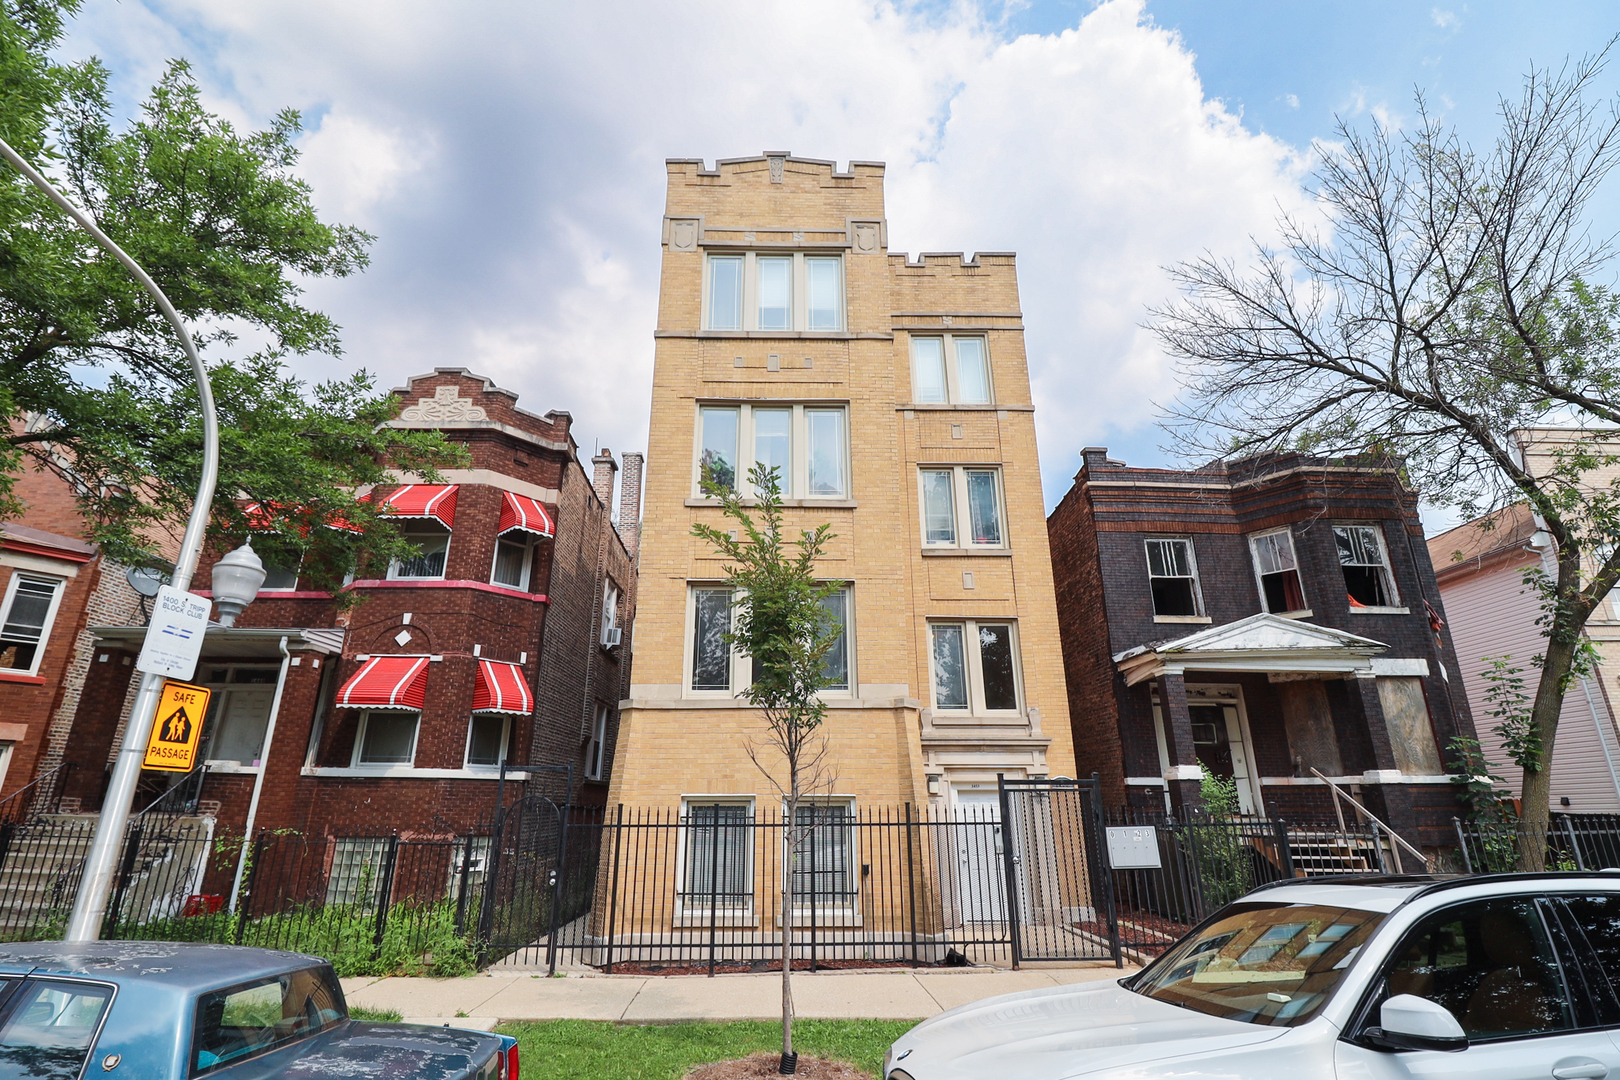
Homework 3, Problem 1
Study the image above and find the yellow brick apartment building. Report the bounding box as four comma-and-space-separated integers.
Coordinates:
607, 152, 1077, 828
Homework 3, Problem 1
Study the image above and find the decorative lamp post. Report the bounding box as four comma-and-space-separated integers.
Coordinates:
211, 541, 267, 626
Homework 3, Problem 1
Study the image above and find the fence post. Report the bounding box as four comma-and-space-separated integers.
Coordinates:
102, 822, 144, 939
808, 808, 818, 974
371, 835, 400, 957
605, 804, 624, 974
904, 803, 919, 967
1272, 819, 1295, 879
235, 832, 266, 946
453, 835, 476, 936
1452, 819, 1473, 874
1564, 816, 1586, 871
1368, 820, 1388, 873
1089, 776, 1123, 968
707, 804, 721, 978
996, 776, 1022, 970
547, 806, 570, 978
477, 813, 506, 969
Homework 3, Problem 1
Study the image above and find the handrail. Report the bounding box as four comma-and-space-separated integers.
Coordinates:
1309, 768, 1427, 872
134, 764, 208, 819
0, 761, 72, 823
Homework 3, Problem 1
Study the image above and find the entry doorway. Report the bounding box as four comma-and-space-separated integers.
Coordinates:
953, 789, 1007, 924
1152, 685, 1260, 814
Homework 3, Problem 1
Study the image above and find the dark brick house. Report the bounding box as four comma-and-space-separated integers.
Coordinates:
1046, 448, 1475, 847
58, 368, 640, 840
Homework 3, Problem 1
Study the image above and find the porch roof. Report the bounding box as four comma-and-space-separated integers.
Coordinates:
1113, 612, 1388, 687
89, 625, 346, 660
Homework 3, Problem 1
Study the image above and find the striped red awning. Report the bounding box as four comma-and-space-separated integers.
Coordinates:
374, 484, 458, 527
473, 659, 533, 715
498, 491, 555, 538
336, 656, 430, 711
244, 500, 362, 534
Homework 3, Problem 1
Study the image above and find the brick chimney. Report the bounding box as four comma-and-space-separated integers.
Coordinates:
617, 452, 644, 559
592, 448, 618, 511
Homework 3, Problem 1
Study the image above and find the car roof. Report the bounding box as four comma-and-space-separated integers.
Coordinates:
1246, 870, 1620, 913
0, 941, 332, 991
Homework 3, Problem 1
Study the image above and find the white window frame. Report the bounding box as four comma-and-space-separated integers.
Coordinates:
463, 713, 510, 769
909, 334, 993, 405
783, 796, 860, 922
703, 252, 845, 332
387, 523, 451, 581
587, 702, 609, 780
0, 572, 66, 677
1248, 527, 1309, 615
917, 466, 1007, 550
1333, 522, 1401, 610
928, 619, 1024, 716
818, 585, 854, 697
677, 797, 756, 923
685, 585, 739, 696
489, 534, 534, 591
351, 709, 422, 768
693, 403, 850, 500
600, 579, 621, 645
259, 555, 302, 592
1145, 537, 1206, 619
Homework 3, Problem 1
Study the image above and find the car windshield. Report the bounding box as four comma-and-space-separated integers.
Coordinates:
1131, 902, 1384, 1026
0, 978, 114, 1080
192, 965, 346, 1076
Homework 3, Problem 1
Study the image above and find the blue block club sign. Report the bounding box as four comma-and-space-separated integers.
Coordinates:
142, 681, 211, 772
135, 585, 211, 681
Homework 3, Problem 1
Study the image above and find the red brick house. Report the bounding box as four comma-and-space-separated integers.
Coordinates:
57, 368, 640, 841
1046, 449, 1475, 848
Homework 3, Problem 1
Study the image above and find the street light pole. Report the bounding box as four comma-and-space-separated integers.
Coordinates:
0, 137, 221, 942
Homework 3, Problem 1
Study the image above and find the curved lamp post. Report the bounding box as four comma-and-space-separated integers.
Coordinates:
0, 136, 222, 942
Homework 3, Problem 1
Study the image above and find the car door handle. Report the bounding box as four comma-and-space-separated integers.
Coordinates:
1552, 1059, 1609, 1080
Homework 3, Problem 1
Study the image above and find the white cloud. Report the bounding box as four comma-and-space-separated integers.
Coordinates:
1285, 93, 1300, 108
62, 0, 1309, 506
1432, 8, 1460, 30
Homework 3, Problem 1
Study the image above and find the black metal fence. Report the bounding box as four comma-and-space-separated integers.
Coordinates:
1453, 813, 1620, 873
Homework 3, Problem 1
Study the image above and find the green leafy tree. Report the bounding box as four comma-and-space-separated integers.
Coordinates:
0, 0, 462, 590
1152, 48, 1620, 869
691, 462, 840, 1070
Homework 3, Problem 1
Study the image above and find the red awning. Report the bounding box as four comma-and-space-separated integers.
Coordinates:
244, 501, 362, 534
336, 656, 430, 710
498, 491, 555, 538
473, 659, 533, 715
374, 484, 458, 527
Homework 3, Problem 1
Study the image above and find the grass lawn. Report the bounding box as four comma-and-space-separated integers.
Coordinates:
497, 1018, 921, 1080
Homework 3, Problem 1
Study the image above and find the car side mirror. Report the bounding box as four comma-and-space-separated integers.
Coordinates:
1364, 995, 1469, 1053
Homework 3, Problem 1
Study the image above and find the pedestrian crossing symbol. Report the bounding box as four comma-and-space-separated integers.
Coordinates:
142, 681, 211, 772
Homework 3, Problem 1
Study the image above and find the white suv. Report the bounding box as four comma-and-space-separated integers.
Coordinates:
884, 873, 1620, 1080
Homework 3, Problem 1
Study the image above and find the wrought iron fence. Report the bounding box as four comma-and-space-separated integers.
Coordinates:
0, 762, 73, 825
1452, 813, 1620, 873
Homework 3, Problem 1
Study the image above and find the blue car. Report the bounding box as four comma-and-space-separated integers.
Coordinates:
0, 941, 519, 1079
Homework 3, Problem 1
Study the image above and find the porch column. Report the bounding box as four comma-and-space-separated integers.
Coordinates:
1353, 672, 1419, 845
1159, 672, 1204, 815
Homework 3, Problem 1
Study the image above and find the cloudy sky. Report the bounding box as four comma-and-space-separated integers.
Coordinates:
56, 0, 1620, 518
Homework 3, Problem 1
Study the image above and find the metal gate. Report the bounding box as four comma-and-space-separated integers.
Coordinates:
997, 776, 1121, 966
479, 793, 570, 972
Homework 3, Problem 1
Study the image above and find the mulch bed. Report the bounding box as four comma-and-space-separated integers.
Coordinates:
602, 958, 940, 977
1074, 909, 1191, 958
686, 1053, 870, 1080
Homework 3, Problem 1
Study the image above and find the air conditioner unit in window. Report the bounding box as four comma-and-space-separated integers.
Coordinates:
602, 627, 622, 648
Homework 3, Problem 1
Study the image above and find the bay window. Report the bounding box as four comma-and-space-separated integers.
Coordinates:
490, 535, 533, 590
352, 711, 420, 767
389, 524, 449, 581
464, 714, 508, 768
1334, 523, 1399, 608
1250, 528, 1307, 614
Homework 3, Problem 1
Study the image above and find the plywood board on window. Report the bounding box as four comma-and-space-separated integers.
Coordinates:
1376, 675, 1443, 775
1278, 680, 1345, 776
918, 415, 999, 450
927, 558, 1012, 599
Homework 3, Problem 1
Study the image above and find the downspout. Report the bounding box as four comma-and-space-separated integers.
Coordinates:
229, 635, 290, 912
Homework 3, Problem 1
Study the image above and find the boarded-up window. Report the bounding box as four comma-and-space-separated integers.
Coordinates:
1278, 681, 1344, 776
1376, 675, 1442, 775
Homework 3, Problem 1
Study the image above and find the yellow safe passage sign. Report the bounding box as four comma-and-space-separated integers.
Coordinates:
142, 681, 211, 772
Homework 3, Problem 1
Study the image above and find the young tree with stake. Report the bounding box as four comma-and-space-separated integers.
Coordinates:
692, 462, 842, 1074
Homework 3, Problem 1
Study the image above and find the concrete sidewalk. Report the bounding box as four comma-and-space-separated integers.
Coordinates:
342, 963, 1136, 1029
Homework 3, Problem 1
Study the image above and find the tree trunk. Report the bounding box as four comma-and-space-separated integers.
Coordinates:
782, 794, 795, 1061
1518, 627, 1583, 871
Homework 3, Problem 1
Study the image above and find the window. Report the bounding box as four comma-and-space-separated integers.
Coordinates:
1373, 897, 1572, 1041
696, 404, 850, 499
690, 587, 734, 692
705, 252, 844, 332
910, 335, 992, 405
790, 801, 856, 915
1334, 524, 1398, 608
352, 711, 420, 766
491, 536, 533, 590
0, 573, 65, 676
325, 838, 390, 906
260, 559, 300, 591
191, 967, 343, 1076
820, 587, 851, 692
1250, 528, 1307, 613
464, 714, 508, 767
447, 836, 492, 901
587, 702, 609, 780
680, 801, 754, 915
918, 467, 1004, 548
601, 579, 621, 646
930, 621, 1021, 714
388, 524, 449, 580
1146, 538, 1203, 617
0, 978, 114, 1079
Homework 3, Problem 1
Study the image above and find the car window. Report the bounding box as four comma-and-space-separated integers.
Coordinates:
1130, 902, 1384, 1026
191, 966, 346, 1076
1372, 897, 1573, 1041
1550, 894, 1620, 1025
0, 978, 114, 1080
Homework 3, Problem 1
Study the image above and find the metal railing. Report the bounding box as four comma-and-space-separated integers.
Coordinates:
0, 763, 73, 825
1308, 768, 1428, 872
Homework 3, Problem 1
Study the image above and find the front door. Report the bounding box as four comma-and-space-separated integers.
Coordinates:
204, 687, 276, 767
954, 790, 1006, 924
1154, 693, 1257, 814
